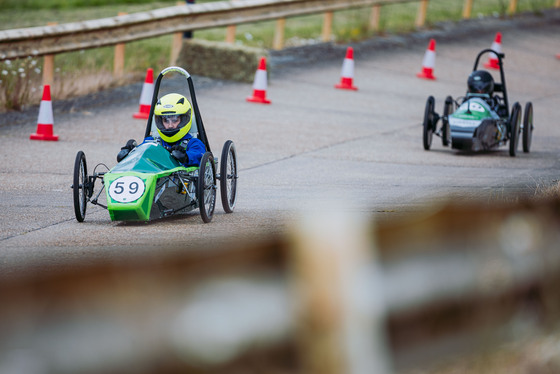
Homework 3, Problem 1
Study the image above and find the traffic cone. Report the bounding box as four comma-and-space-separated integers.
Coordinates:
484, 32, 502, 69
556, 53, 560, 60
133, 68, 154, 119
335, 47, 358, 90
246, 57, 271, 104
417, 39, 436, 80
30, 85, 58, 141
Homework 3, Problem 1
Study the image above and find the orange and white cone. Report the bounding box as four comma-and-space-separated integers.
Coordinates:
246, 57, 271, 104
133, 68, 154, 119
30, 85, 58, 141
417, 39, 436, 80
484, 32, 502, 70
335, 47, 358, 90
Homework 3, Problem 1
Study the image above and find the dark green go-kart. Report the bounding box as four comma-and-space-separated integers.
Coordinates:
71, 66, 238, 223
422, 49, 533, 157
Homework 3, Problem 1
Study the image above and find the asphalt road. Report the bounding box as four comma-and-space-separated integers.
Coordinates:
1, 13, 559, 271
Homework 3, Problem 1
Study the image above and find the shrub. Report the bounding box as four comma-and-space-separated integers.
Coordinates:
0, 57, 42, 111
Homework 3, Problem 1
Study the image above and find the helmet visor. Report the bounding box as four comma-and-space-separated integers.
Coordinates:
155, 108, 192, 142
161, 114, 182, 129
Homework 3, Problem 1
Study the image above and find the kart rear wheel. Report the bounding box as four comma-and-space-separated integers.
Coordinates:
522, 102, 533, 153
509, 103, 522, 157
219, 140, 238, 213
423, 96, 435, 150
73, 151, 88, 222
442, 96, 453, 147
197, 152, 216, 223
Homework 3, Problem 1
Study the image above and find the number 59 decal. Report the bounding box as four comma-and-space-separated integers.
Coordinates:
109, 176, 145, 203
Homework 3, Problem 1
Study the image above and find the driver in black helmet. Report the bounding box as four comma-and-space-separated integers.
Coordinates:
467, 70, 499, 110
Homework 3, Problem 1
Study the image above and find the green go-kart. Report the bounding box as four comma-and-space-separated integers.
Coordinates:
422, 49, 533, 156
71, 66, 238, 223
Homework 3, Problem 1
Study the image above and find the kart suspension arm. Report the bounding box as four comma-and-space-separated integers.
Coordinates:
90, 176, 107, 209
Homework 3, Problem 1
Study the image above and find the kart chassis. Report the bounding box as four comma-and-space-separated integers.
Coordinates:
72, 66, 238, 223
422, 48, 533, 156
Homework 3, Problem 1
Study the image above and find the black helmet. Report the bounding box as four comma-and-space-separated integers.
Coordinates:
468, 70, 494, 95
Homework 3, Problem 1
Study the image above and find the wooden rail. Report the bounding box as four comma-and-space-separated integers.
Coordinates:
0, 0, 556, 86
0, 0, 421, 62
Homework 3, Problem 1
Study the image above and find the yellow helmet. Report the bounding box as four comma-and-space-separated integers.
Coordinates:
154, 93, 193, 143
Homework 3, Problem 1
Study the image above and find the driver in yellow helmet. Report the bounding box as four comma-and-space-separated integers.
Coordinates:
117, 93, 206, 166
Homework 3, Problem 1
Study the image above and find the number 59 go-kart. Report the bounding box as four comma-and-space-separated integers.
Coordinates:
422, 48, 534, 156
71, 66, 238, 223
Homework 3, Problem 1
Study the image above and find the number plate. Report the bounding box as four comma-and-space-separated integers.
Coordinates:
108, 176, 145, 203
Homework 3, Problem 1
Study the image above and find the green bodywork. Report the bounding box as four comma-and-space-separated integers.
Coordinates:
450, 96, 499, 122
448, 95, 508, 151
104, 142, 197, 221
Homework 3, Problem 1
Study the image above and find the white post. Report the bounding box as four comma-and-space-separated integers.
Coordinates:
290, 208, 392, 374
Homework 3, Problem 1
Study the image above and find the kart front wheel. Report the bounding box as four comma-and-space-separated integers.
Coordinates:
197, 152, 216, 223
423, 96, 435, 150
509, 103, 522, 157
73, 151, 88, 222
442, 96, 453, 147
219, 140, 238, 213
523, 102, 533, 153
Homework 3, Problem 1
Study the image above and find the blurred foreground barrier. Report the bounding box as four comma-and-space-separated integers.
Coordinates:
1, 197, 559, 373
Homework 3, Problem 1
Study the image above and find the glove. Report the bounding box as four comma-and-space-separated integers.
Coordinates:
171, 144, 188, 164
116, 139, 137, 162
124, 139, 137, 149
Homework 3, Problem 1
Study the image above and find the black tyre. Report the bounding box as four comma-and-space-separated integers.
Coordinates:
197, 152, 216, 223
509, 103, 521, 157
442, 96, 453, 147
423, 96, 435, 150
219, 140, 238, 213
73, 151, 88, 222
522, 102, 533, 153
